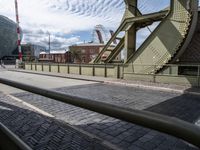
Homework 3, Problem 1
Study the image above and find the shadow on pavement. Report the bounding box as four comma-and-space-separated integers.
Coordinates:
146, 88, 200, 124
0, 100, 111, 150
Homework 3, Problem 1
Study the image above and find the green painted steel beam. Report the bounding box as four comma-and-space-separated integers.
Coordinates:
93, 10, 168, 63
125, 0, 198, 74
124, 0, 137, 62
104, 37, 125, 63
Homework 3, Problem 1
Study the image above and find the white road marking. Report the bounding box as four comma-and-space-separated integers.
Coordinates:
6, 94, 54, 118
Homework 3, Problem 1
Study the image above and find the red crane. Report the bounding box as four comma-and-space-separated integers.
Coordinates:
14, 0, 22, 61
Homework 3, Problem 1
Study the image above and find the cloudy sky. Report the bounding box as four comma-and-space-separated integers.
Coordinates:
0, 0, 199, 50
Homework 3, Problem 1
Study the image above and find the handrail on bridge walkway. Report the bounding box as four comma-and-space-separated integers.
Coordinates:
0, 77, 200, 149
0, 122, 32, 150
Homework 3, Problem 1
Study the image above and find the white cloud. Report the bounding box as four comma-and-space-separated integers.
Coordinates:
0, 0, 125, 48
1, 0, 197, 49
22, 33, 80, 49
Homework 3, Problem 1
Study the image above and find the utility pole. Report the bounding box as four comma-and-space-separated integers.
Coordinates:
48, 32, 51, 53
14, 0, 22, 62
47, 32, 51, 60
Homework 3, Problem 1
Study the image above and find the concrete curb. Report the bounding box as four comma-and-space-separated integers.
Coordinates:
8, 69, 105, 83
104, 81, 185, 94
105, 81, 200, 96
5, 93, 121, 150
8, 69, 200, 96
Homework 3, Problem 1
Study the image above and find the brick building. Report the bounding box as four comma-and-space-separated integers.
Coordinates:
21, 44, 46, 61
69, 43, 120, 64
39, 51, 72, 63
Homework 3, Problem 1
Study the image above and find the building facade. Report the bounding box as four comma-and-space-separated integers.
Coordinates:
39, 51, 72, 63
69, 44, 120, 64
21, 44, 46, 61
0, 15, 20, 59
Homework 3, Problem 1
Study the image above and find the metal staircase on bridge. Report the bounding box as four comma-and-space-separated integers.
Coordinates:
178, 10, 200, 64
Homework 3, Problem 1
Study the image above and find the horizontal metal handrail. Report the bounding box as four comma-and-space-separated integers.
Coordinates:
0, 77, 200, 148
26, 62, 116, 67
0, 122, 32, 150
122, 63, 200, 67
25, 62, 200, 68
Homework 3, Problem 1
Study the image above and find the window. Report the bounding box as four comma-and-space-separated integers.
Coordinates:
90, 49, 94, 54
81, 49, 86, 53
82, 56, 86, 63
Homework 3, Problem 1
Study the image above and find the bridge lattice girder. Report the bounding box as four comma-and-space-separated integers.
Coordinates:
93, 0, 199, 75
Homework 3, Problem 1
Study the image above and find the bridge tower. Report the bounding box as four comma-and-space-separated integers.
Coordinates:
93, 0, 199, 75
123, 0, 137, 62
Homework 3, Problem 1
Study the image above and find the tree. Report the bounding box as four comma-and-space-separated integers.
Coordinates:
69, 45, 82, 63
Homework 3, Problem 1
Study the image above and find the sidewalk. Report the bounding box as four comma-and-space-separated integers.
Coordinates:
9, 69, 200, 95
3, 69, 200, 149
0, 92, 116, 150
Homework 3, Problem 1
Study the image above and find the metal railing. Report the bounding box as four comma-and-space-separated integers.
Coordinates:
121, 63, 200, 87
24, 62, 118, 78
25, 62, 200, 75
0, 122, 32, 150
0, 77, 200, 148
24, 62, 200, 86
122, 63, 200, 75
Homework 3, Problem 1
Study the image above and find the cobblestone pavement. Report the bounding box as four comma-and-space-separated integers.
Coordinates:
0, 92, 114, 150
12, 83, 200, 150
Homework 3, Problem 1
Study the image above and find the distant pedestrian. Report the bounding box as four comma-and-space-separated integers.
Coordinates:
0, 59, 5, 68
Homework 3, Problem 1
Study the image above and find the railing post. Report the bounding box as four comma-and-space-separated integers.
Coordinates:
198, 65, 200, 87
169, 65, 172, 75
49, 63, 51, 72
31, 63, 32, 70
104, 64, 107, 77
122, 64, 125, 79
153, 65, 156, 83
35, 63, 37, 71
67, 64, 70, 74
93, 64, 95, 76
117, 64, 120, 79
79, 63, 82, 75
23, 62, 25, 69
58, 63, 60, 73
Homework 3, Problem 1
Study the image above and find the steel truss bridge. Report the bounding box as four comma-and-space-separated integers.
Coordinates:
1, 0, 200, 149
94, 0, 200, 75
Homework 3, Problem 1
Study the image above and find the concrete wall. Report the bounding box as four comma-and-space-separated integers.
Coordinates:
81, 65, 93, 76
25, 63, 121, 79
24, 63, 200, 87
123, 73, 199, 87
59, 65, 68, 74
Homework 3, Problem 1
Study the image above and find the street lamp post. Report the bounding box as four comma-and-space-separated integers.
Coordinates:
47, 32, 51, 60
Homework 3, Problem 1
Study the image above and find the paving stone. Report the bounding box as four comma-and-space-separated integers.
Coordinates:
0, 93, 114, 150
124, 135, 140, 143
1, 80, 200, 150
118, 141, 131, 148
128, 145, 143, 150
